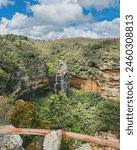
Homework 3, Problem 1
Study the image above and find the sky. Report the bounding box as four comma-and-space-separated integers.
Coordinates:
0, 0, 120, 40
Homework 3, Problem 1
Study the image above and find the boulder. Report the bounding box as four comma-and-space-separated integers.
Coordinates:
0, 125, 24, 150
43, 130, 62, 150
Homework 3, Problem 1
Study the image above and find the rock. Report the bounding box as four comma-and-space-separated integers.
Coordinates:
43, 130, 62, 150
0, 125, 24, 150
69, 68, 120, 101
76, 144, 92, 150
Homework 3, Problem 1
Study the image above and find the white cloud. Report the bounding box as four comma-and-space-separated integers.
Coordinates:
30, 1, 93, 27
0, 0, 120, 40
7, 13, 31, 29
38, 0, 77, 5
91, 18, 120, 37
0, 15, 119, 40
0, 0, 14, 8
78, 0, 119, 10
39, 27, 99, 40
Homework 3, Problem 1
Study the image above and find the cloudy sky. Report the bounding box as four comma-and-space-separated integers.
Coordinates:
0, 0, 120, 40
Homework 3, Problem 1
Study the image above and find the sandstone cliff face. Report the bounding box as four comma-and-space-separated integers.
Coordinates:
69, 69, 120, 101
12, 68, 120, 101
13, 68, 119, 101
68, 54, 120, 101
11, 75, 49, 100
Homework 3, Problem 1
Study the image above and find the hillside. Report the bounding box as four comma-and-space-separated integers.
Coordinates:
0, 34, 120, 100
0, 35, 120, 149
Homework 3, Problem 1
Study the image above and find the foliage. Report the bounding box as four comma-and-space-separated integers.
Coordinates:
0, 35, 119, 95
25, 37, 119, 78
46, 57, 59, 77
33, 88, 119, 135
32, 89, 119, 149
10, 100, 50, 129
0, 35, 120, 149
42, 92, 73, 130
1, 34, 28, 41
9, 100, 50, 148
91, 100, 120, 136
0, 36, 47, 94
0, 96, 14, 126
0, 68, 10, 89
26, 144, 41, 150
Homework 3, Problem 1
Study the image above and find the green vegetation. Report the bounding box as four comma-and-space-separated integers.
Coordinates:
32, 89, 119, 136
0, 96, 14, 126
0, 68, 10, 89
0, 35, 120, 149
0, 35, 119, 93
41, 38, 120, 78
10, 100, 50, 129
32, 89, 119, 149
0, 35, 47, 94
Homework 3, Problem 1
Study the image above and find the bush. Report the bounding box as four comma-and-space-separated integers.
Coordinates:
93, 100, 120, 136
10, 100, 50, 129
26, 144, 41, 150
45, 92, 73, 130
0, 68, 10, 89
0, 96, 13, 125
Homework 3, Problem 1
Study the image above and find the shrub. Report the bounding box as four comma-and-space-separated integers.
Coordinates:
10, 100, 50, 129
90, 100, 120, 136
0, 68, 10, 89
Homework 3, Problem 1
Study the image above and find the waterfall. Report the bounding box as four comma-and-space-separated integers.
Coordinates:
54, 60, 68, 94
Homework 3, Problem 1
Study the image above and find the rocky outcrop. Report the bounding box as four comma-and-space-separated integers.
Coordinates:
43, 130, 62, 150
11, 67, 119, 101
0, 125, 24, 150
69, 69, 120, 100
11, 75, 49, 100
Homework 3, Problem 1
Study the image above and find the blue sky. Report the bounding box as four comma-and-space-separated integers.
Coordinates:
0, 0, 120, 40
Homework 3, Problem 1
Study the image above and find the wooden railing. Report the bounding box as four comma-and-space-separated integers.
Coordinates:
0, 128, 120, 149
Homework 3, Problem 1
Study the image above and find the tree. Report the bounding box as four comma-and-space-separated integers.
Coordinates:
10, 100, 50, 129
47, 92, 73, 130
0, 68, 10, 90
10, 100, 50, 148
0, 96, 13, 125
94, 100, 120, 136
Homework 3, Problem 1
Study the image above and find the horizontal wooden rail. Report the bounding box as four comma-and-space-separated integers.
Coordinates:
0, 128, 120, 149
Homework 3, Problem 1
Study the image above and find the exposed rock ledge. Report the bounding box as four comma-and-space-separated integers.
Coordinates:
12, 69, 120, 101
69, 69, 120, 100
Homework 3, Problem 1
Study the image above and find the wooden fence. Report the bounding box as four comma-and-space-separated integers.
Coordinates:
0, 128, 120, 149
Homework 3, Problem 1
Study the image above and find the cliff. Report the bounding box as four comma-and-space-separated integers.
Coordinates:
0, 35, 120, 149
0, 35, 120, 100
69, 69, 119, 100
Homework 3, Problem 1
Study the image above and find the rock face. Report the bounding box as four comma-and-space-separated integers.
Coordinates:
77, 144, 92, 150
43, 130, 62, 150
12, 75, 49, 100
0, 125, 23, 150
69, 69, 120, 100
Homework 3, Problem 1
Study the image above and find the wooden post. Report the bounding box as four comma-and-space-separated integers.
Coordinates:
0, 128, 120, 149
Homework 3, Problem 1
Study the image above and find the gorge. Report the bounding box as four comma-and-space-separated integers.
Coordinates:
0, 35, 120, 149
